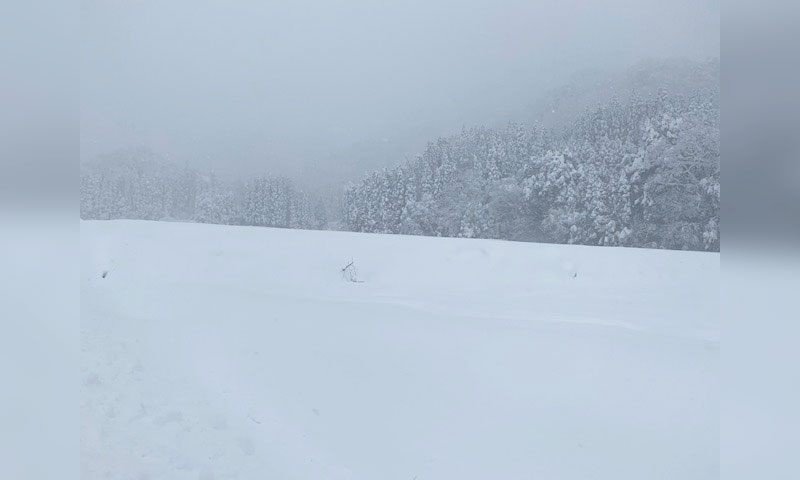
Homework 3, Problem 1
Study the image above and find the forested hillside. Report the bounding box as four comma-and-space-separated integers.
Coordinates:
344, 70, 719, 250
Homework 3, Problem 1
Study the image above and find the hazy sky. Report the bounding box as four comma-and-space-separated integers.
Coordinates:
81, 0, 719, 176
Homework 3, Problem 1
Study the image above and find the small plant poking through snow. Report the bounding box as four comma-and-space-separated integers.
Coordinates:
341, 259, 363, 283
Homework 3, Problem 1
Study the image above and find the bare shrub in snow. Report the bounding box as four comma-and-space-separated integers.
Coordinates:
341, 260, 363, 283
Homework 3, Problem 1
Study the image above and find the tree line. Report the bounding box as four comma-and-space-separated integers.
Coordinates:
80, 150, 326, 230
81, 66, 719, 251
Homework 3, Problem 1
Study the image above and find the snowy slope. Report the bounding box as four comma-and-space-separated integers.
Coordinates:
81, 220, 719, 480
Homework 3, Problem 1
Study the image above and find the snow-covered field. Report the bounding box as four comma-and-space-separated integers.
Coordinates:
81, 220, 719, 480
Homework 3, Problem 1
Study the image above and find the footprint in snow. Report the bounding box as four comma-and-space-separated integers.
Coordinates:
210, 413, 228, 430
198, 468, 215, 480
237, 437, 255, 456
155, 411, 184, 426
83, 372, 101, 387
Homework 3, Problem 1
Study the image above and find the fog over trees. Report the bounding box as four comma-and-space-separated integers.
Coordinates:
80, 0, 720, 250
81, 58, 719, 251
81, 150, 323, 230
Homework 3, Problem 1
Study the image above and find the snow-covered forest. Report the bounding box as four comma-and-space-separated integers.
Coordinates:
344, 76, 720, 251
81, 59, 719, 251
81, 151, 326, 229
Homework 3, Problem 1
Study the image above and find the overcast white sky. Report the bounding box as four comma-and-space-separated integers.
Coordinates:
81, 0, 719, 175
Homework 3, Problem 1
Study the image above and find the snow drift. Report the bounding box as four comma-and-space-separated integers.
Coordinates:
81, 220, 719, 479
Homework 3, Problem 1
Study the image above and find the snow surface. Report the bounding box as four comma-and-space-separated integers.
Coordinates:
81, 220, 719, 479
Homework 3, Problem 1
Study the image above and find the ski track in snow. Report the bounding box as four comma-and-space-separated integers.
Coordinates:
81, 220, 719, 480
